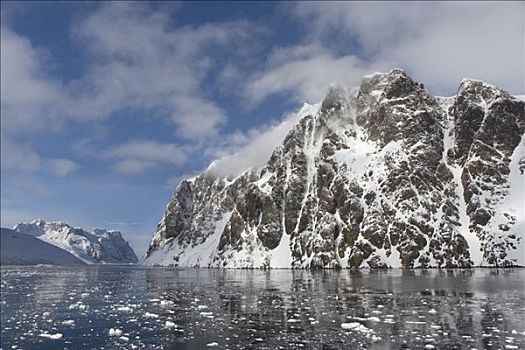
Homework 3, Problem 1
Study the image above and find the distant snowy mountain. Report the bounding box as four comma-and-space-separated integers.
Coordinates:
1, 228, 85, 266
143, 69, 524, 268
14, 220, 138, 264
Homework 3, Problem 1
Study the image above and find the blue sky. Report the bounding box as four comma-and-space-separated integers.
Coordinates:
1, 2, 523, 257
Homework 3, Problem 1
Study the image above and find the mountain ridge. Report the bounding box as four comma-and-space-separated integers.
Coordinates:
14, 219, 138, 264
143, 69, 525, 268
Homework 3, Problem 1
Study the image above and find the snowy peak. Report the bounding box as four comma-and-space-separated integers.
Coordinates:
14, 220, 138, 264
144, 70, 525, 268
13, 219, 49, 236
357, 69, 442, 146
360, 68, 418, 98
457, 78, 511, 100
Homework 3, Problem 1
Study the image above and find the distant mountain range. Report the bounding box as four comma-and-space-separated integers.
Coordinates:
1, 228, 85, 266
11, 220, 137, 264
143, 69, 524, 268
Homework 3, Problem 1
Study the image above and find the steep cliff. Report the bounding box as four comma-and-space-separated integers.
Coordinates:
144, 69, 524, 268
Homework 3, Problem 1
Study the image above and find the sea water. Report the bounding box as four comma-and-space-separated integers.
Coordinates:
1, 266, 524, 349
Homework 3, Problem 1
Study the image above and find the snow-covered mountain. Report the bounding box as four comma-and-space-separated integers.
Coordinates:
1, 228, 85, 266
14, 220, 138, 264
143, 69, 525, 268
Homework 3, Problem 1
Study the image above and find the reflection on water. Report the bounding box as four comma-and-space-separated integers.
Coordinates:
1, 267, 524, 349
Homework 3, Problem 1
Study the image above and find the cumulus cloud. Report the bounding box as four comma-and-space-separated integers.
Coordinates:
69, 2, 248, 138
1, 2, 257, 181
0, 28, 70, 132
102, 141, 187, 174
0, 26, 73, 187
75, 3, 255, 137
2, 1, 522, 185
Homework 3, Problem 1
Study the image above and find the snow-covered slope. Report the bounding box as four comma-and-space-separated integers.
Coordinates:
143, 69, 525, 268
1, 228, 85, 266
13, 220, 138, 264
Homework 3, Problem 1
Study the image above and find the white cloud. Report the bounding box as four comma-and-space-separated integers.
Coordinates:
46, 158, 80, 177
103, 141, 186, 165
102, 141, 187, 174
3, 1, 522, 187
284, 2, 524, 96
1, 2, 257, 181
0, 28, 70, 132
69, 2, 252, 138
290, 2, 435, 56
246, 44, 377, 104
385, 3, 525, 94
205, 107, 307, 178
170, 96, 225, 138
0, 23, 77, 184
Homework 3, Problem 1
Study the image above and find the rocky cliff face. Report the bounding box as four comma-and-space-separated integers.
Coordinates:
14, 220, 138, 264
143, 69, 524, 268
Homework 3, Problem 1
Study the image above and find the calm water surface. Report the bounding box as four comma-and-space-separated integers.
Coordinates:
1, 266, 524, 349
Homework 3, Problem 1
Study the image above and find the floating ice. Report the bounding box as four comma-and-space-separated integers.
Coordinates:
2, 266, 525, 349
165, 321, 177, 328
39, 333, 63, 339
341, 323, 374, 334
117, 306, 133, 312
109, 328, 123, 336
